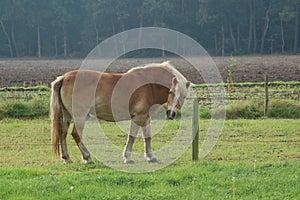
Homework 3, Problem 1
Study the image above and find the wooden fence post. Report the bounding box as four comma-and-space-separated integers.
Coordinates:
192, 98, 199, 161
264, 74, 269, 117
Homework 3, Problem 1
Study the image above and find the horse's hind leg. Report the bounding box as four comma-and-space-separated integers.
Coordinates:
71, 121, 94, 164
142, 121, 158, 163
123, 121, 139, 163
60, 112, 72, 163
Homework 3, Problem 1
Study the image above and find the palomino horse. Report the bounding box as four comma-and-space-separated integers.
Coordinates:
50, 61, 191, 164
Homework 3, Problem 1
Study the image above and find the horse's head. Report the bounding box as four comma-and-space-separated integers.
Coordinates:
166, 77, 191, 120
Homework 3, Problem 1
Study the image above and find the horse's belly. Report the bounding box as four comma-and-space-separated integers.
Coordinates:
94, 104, 131, 122
96, 113, 131, 122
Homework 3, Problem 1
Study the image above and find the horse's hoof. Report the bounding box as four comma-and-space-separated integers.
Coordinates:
144, 152, 158, 163
147, 157, 158, 163
64, 159, 73, 164
124, 159, 135, 164
83, 157, 94, 164
123, 150, 134, 164
85, 160, 95, 164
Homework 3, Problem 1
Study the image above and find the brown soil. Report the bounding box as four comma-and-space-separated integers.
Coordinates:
0, 55, 299, 87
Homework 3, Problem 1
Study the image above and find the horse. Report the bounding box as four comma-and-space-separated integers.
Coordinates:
50, 61, 191, 164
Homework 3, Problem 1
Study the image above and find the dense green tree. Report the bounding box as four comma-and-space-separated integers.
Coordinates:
0, 0, 298, 57
0, 1, 14, 57
23, 0, 52, 57
0, 0, 26, 57
50, 0, 83, 57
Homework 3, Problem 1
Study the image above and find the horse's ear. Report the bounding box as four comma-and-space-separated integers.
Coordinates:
172, 77, 178, 85
186, 81, 191, 88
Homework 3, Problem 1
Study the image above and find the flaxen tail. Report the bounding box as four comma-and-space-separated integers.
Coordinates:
50, 76, 64, 156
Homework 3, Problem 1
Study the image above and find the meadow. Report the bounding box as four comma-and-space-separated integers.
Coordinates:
0, 119, 299, 199
0, 84, 299, 199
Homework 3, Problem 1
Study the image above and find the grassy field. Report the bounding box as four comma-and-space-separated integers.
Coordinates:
0, 118, 299, 199
0, 83, 299, 199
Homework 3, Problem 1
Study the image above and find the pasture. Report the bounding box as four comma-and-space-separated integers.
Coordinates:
0, 83, 299, 199
0, 119, 299, 199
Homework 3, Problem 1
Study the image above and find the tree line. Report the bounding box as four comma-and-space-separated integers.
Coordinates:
0, 0, 299, 58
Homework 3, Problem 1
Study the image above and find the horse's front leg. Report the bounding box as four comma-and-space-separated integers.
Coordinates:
123, 121, 139, 163
142, 121, 158, 163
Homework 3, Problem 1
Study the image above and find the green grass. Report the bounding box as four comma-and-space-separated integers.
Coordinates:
0, 162, 298, 199
0, 83, 299, 198
0, 119, 299, 199
0, 85, 50, 92
213, 99, 300, 119
0, 91, 49, 119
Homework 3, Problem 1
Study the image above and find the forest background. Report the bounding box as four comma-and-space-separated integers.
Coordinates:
0, 0, 299, 58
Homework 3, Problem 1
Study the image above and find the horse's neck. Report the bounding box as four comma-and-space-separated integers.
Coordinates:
150, 83, 170, 104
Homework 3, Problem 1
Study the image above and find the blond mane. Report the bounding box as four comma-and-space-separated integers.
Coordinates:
127, 61, 187, 82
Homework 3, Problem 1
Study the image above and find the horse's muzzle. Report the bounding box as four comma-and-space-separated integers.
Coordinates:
166, 110, 176, 120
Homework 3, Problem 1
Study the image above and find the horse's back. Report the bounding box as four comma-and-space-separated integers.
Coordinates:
60, 70, 119, 118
